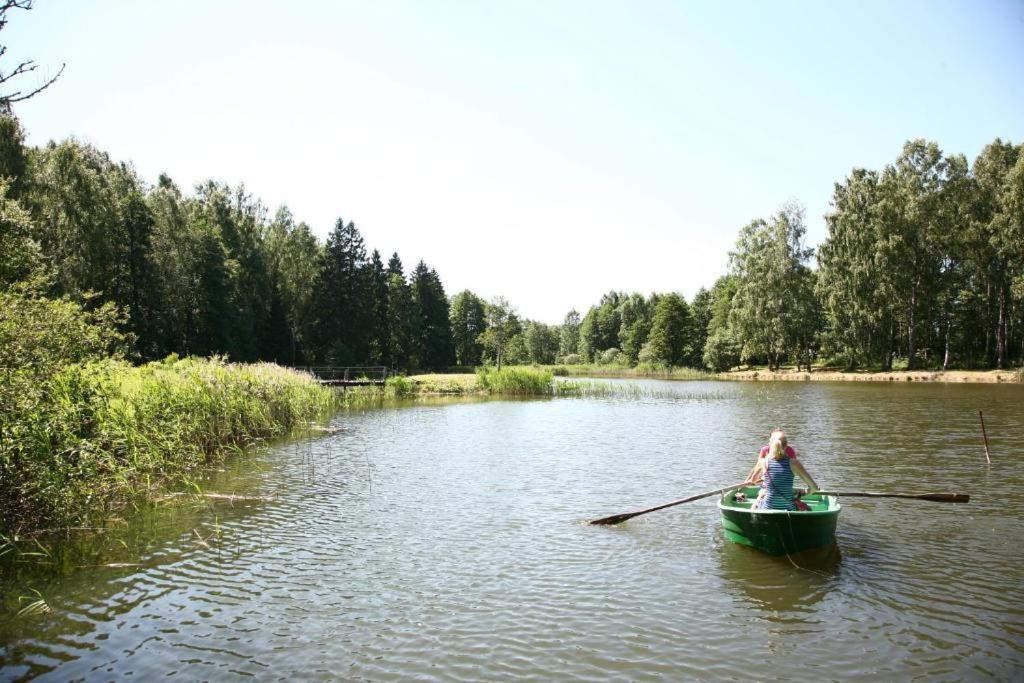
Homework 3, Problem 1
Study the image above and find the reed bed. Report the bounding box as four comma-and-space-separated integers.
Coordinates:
546, 363, 713, 380
553, 379, 728, 400
339, 368, 728, 405
340, 367, 556, 405
475, 367, 553, 395
343, 368, 555, 405
339, 374, 475, 407
0, 356, 336, 535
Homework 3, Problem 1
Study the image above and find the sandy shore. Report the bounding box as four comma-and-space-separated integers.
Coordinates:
721, 368, 1020, 383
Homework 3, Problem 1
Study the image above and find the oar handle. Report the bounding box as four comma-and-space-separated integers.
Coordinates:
817, 491, 970, 503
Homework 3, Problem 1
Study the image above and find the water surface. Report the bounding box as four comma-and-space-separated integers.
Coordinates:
2, 380, 1023, 680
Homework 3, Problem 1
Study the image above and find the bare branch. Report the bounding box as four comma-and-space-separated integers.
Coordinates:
6, 62, 63, 103
0, 0, 63, 107
0, 60, 38, 84
0, 1, 33, 32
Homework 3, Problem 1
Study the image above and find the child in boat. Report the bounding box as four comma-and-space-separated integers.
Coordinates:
745, 430, 819, 510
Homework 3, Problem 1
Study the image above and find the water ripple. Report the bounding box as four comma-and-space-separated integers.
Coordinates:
3, 381, 1024, 680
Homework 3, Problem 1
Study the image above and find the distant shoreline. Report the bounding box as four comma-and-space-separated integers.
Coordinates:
543, 364, 1022, 384
718, 368, 1021, 384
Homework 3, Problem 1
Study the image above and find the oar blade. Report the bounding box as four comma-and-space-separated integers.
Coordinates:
920, 492, 970, 503
589, 512, 635, 526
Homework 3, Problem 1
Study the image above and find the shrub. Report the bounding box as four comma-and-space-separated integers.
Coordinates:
560, 354, 581, 365
1, 291, 338, 535
702, 329, 741, 372
635, 361, 669, 375
384, 375, 416, 397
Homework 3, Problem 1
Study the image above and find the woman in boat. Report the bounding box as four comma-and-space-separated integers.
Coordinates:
744, 428, 798, 483
746, 430, 819, 510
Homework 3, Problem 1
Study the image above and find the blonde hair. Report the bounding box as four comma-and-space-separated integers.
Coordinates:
768, 430, 788, 460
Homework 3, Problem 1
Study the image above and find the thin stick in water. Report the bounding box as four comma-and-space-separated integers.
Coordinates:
979, 410, 992, 465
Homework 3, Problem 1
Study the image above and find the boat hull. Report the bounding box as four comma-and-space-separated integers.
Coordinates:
718, 487, 840, 556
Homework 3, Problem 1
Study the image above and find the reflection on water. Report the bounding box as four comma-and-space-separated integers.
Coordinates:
717, 541, 842, 614
2, 380, 1024, 680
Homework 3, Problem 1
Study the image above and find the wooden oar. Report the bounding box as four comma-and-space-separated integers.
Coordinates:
816, 491, 969, 503
590, 482, 749, 525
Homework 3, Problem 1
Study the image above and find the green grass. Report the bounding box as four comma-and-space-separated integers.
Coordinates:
553, 378, 728, 400
554, 379, 649, 398
340, 373, 478, 407
408, 374, 479, 394
0, 356, 337, 536
537, 363, 713, 380
341, 367, 555, 404
341, 366, 732, 409
475, 366, 553, 395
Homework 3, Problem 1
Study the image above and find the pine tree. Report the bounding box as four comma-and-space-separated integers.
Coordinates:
386, 253, 416, 370
317, 218, 371, 364
368, 249, 391, 366
411, 261, 453, 370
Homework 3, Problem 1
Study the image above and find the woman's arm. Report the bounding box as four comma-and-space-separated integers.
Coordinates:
744, 457, 765, 485
790, 458, 818, 493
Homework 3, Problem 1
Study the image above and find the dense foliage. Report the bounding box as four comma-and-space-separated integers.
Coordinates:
568, 141, 1023, 372
0, 117, 456, 371
0, 287, 336, 534
1, 112, 1021, 373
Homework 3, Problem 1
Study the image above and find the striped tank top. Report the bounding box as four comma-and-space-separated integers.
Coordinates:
761, 455, 796, 510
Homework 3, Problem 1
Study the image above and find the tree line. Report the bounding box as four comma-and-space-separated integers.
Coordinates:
0, 117, 458, 369
564, 139, 1023, 372
1, 115, 1021, 373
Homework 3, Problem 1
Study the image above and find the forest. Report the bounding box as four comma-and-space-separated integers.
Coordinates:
2, 112, 1021, 375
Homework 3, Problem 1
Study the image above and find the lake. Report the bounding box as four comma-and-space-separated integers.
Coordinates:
2, 379, 1023, 681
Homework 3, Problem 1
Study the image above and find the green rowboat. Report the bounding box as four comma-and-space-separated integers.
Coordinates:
718, 486, 840, 555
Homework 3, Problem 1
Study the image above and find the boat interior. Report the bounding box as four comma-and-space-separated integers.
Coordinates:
723, 486, 833, 512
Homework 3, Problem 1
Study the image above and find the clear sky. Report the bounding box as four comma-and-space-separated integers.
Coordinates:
9, 0, 1024, 323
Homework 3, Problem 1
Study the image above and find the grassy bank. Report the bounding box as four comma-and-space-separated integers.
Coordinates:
537, 364, 713, 380
340, 369, 545, 405
1, 356, 337, 535
340, 366, 710, 405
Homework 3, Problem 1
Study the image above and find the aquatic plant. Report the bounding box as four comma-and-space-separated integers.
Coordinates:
407, 374, 478, 394
15, 589, 51, 617
553, 379, 725, 400
0, 354, 337, 536
339, 374, 480, 408
383, 375, 416, 397
538, 362, 712, 381
475, 366, 553, 395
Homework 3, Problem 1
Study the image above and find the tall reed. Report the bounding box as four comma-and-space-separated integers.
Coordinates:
543, 363, 712, 380
1, 356, 337, 535
475, 367, 553, 395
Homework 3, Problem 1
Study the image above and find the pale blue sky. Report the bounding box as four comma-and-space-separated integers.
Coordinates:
10, 0, 1024, 323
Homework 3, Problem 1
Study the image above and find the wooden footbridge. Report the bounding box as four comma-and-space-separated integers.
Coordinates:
303, 366, 389, 386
